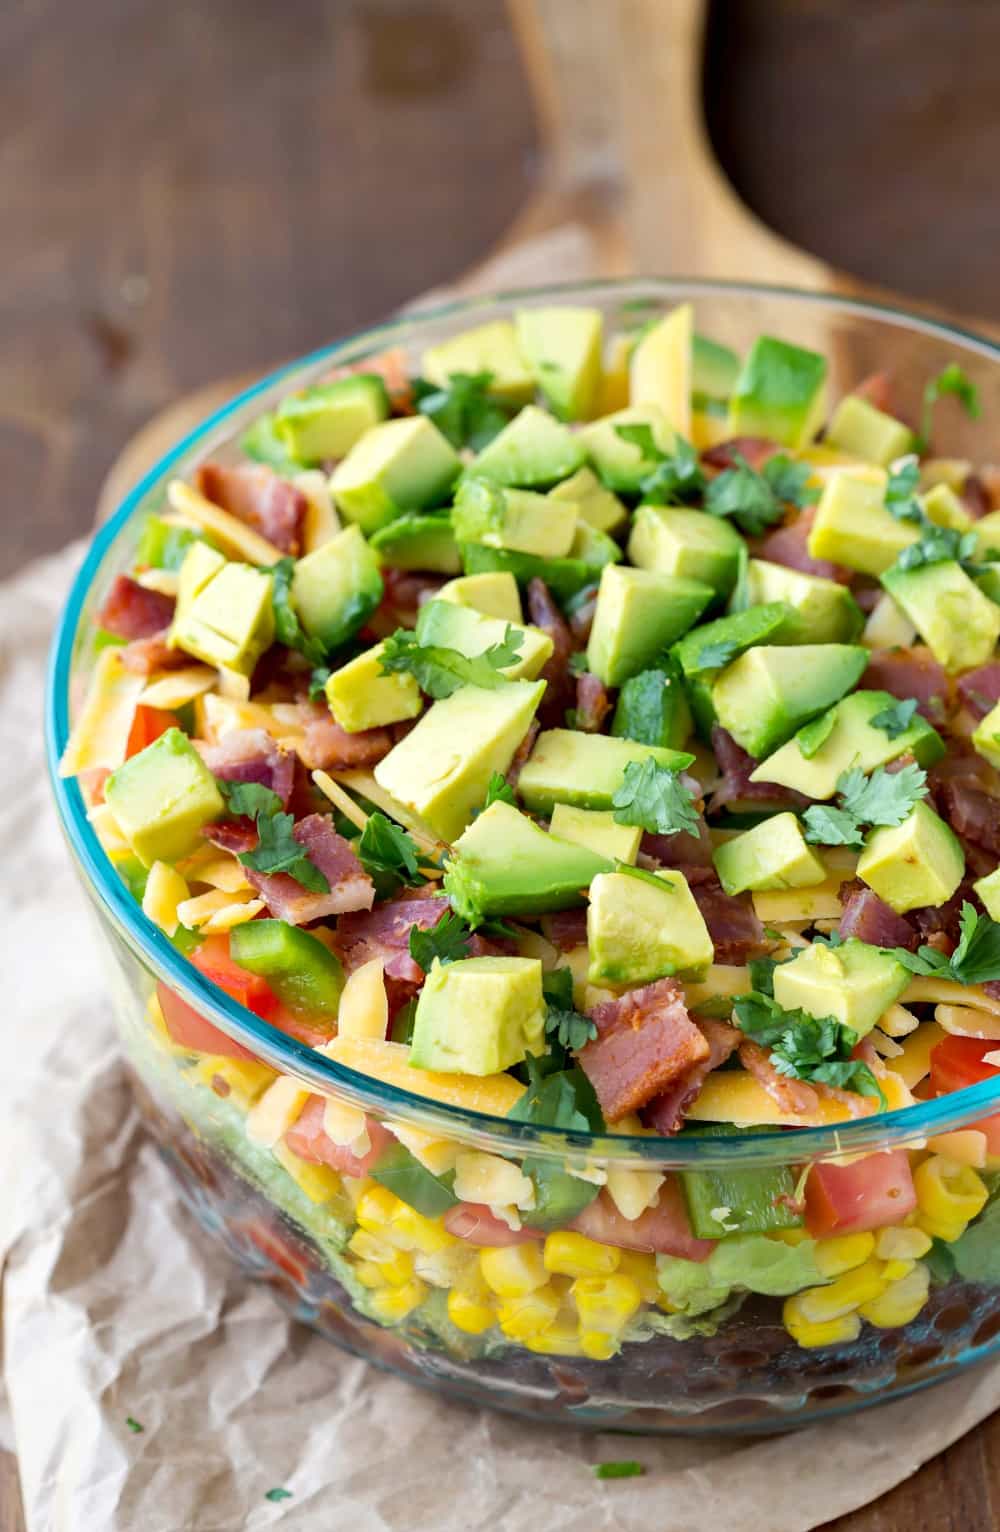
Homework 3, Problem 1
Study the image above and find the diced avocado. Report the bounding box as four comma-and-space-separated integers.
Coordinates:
881, 560, 1000, 673
549, 466, 627, 535
975, 565, 1000, 608
586, 564, 713, 687
415, 598, 553, 681
569, 519, 622, 573
409, 955, 546, 1074
740, 558, 864, 644
275, 374, 390, 463
857, 800, 965, 914
369, 513, 460, 573
727, 335, 827, 448
672, 601, 793, 739
422, 320, 535, 405
713, 812, 826, 895
974, 510, 1000, 559
692, 333, 741, 403
549, 803, 642, 865
750, 689, 946, 799
516, 729, 693, 815
330, 416, 461, 533
587, 866, 713, 986
578, 404, 674, 493
229, 919, 345, 1017
711, 644, 868, 759
459, 541, 593, 605
105, 727, 225, 868
291, 523, 383, 649
174, 542, 227, 625
170, 561, 274, 675
973, 867, 1000, 921
629, 505, 743, 600
824, 395, 914, 466
444, 800, 611, 922
612, 664, 692, 750
921, 482, 973, 531
629, 303, 693, 437
862, 592, 918, 650
972, 699, 1000, 770
808, 472, 919, 575
772, 938, 909, 1039
373, 679, 545, 843
136, 515, 203, 573
436, 571, 523, 622
680, 1125, 802, 1239
514, 306, 603, 421
240, 413, 305, 475
465, 405, 585, 489
453, 477, 577, 558
325, 642, 423, 734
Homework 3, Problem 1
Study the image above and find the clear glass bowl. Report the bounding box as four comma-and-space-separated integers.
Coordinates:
45, 279, 1000, 1434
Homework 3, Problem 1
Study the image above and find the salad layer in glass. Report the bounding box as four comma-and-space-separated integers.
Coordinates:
51, 282, 1000, 1429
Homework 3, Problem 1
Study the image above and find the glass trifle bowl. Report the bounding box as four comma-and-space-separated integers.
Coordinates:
45, 279, 1000, 1434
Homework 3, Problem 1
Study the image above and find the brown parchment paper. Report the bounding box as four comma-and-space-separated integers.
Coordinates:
5, 243, 1000, 1530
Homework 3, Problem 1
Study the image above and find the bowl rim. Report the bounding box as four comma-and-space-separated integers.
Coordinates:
45, 274, 1000, 1169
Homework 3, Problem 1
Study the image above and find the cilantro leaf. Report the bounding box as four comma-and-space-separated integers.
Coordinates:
870, 697, 919, 740
568, 651, 590, 676
594, 1461, 645, 1480
308, 665, 332, 700
125, 1416, 144, 1434
268, 556, 327, 666
264, 1488, 293, 1503
379, 626, 523, 699
704, 453, 815, 538
884, 456, 925, 525
217, 780, 284, 820
611, 758, 700, 837
837, 762, 927, 827
802, 803, 865, 848
687, 638, 739, 675
890, 903, 1000, 987
508, 1055, 604, 1133
356, 812, 426, 900
763, 455, 819, 510
795, 709, 836, 759
894, 524, 978, 573
239, 811, 331, 892
542, 967, 597, 1058
412, 370, 511, 451
918, 363, 982, 453
639, 437, 707, 506
408, 910, 473, 972
613, 422, 662, 460
483, 770, 516, 810
733, 991, 884, 1103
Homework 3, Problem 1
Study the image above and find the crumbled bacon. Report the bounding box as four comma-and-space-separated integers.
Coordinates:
961, 471, 993, 519
642, 1017, 741, 1134
568, 588, 598, 646
852, 370, 898, 415
196, 463, 306, 555
196, 728, 295, 807
97, 574, 176, 640
118, 630, 190, 675
203, 818, 258, 854
957, 663, 1000, 721
333, 895, 451, 984
936, 780, 1000, 857
641, 820, 714, 869
838, 885, 917, 950
245, 814, 374, 924
505, 720, 539, 792
543, 908, 589, 951
738, 1038, 820, 1116
864, 647, 951, 725
375, 567, 447, 627
757, 508, 852, 584
708, 726, 812, 815
527, 578, 574, 726
691, 876, 765, 964
574, 671, 611, 734
321, 347, 415, 414
284, 700, 394, 771
578, 979, 709, 1123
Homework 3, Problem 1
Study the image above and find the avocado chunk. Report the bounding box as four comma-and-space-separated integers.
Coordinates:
330, 416, 461, 533
713, 812, 826, 895
549, 466, 627, 535
291, 523, 383, 650
975, 566, 1000, 609
373, 679, 545, 843
880, 560, 1000, 673
436, 571, 523, 622
857, 801, 965, 914
240, 413, 305, 475
444, 800, 612, 923
586, 564, 714, 687
750, 689, 946, 799
549, 803, 642, 864
105, 727, 225, 868
275, 374, 390, 463
672, 601, 793, 738
409, 955, 546, 1074
629, 303, 693, 437
325, 642, 423, 734
587, 865, 713, 986
414, 598, 553, 681
862, 592, 918, 650
174, 542, 227, 624
465, 404, 585, 489
629, 505, 743, 599
808, 472, 919, 575
973, 867, 1000, 921
692, 333, 740, 404
421, 319, 535, 405
514, 306, 603, 421
711, 643, 869, 759
772, 938, 909, 1039
459, 541, 594, 606
612, 663, 692, 750
824, 395, 914, 466
974, 509, 1000, 559
727, 335, 827, 447
569, 519, 622, 574
921, 482, 973, 531
453, 477, 578, 558
578, 404, 675, 493
517, 729, 693, 815
369, 513, 460, 574
740, 558, 864, 644
972, 699, 1000, 770
170, 559, 274, 675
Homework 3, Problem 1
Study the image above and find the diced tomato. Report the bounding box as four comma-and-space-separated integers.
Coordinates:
126, 704, 180, 758
284, 1097, 392, 1176
930, 1035, 1000, 1157
804, 1150, 917, 1237
571, 1179, 715, 1261
191, 935, 278, 1018
442, 1203, 545, 1246
156, 981, 258, 1060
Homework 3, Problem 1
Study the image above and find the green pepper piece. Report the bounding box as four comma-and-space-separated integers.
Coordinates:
519, 1158, 600, 1229
229, 919, 344, 1018
135, 515, 201, 572
679, 1124, 803, 1239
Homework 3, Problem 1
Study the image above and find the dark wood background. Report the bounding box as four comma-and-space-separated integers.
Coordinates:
6, 1, 1000, 1526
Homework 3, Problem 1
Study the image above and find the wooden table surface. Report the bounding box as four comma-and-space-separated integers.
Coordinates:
7, 1, 1000, 1525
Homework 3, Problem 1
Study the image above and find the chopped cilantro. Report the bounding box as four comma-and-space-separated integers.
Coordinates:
218, 780, 284, 820
893, 524, 978, 573
884, 456, 925, 525
542, 968, 597, 1059
888, 902, 1000, 986
125, 1416, 144, 1434
704, 453, 816, 537
408, 910, 473, 972
801, 804, 865, 848
733, 992, 884, 1102
308, 665, 332, 700
803, 763, 927, 847
795, 709, 836, 759
918, 362, 981, 453
594, 1461, 645, 1480
264, 1487, 293, 1502
483, 770, 516, 809
239, 811, 330, 892
356, 812, 426, 900
870, 697, 919, 740
611, 758, 700, 837
268, 556, 327, 667
379, 625, 523, 699
568, 651, 590, 676
508, 1055, 604, 1133
412, 370, 511, 450
687, 638, 739, 675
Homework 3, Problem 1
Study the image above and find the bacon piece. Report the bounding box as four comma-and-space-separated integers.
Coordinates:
196, 463, 306, 555
203, 818, 258, 854
852, 370, 898, 415
97, 574, 175, 640
505, 720, 539, 792
757, 508, 852, 584
702, 437, 780, 474
334, 895, 451, 984
838, 886, 917, 950
443, 1204, 544, 1246
543, 908, 589, 952
708, 725, 812, 815
864, 647, 951, 725
282, 700, 394, 771
961, 471, 993, 519
578, 979, 709, 1123
284, 1099, 393, 1175
119, 630, 189, 675
957, 664, 1000, 720
527, 578, 574, 726
568, 588, 598, 646
196, 728, 295, 807
570, 1181, 715, 1261
641, 820, 714, 869
691, 876, 765, 964
738, 1038, 820, 1116
375, 567, 447, 627
642, 1017, 741, 1134
575, 671, 611, 734
245, 814, 374, 924
322, 347, 414, 414
937, 780, 1000, 857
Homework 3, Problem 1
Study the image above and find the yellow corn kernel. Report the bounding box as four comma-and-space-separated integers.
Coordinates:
784, 1293, 863, 1349
580, 1330, 620, 1361
797, 1257, 888, 1323
353, 1261, 386, 1289
271, 1143, 342, 1204
571, 1273, 642, 1333
615, 1250, 661, 1303
348, 1229, 396, 1264
914, 1155, 989, 1231
369, 1278, 428, 1324
447, 1288, 496, 1335
337, 958, 388, 1041
881, 1258, 916, 1283
875, 1226, 933, 1262
377, 1249, 415, 1287
356, 1184, 403, 1234
858, 1263, 931, 1329
543, 1231, 620, 1279
496, 1284, 562, 1341
414, 1244, 478, 1291
813, 1233, 876, 1278
480, 1243, 548, 1298
524, 1319, 585, 1357
389, 1202, 457, 1255
914, 1211, 969, 1245
192, 1055, 276, 1110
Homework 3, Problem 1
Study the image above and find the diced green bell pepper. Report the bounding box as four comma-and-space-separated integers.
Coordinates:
229, 920, 345, 1019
